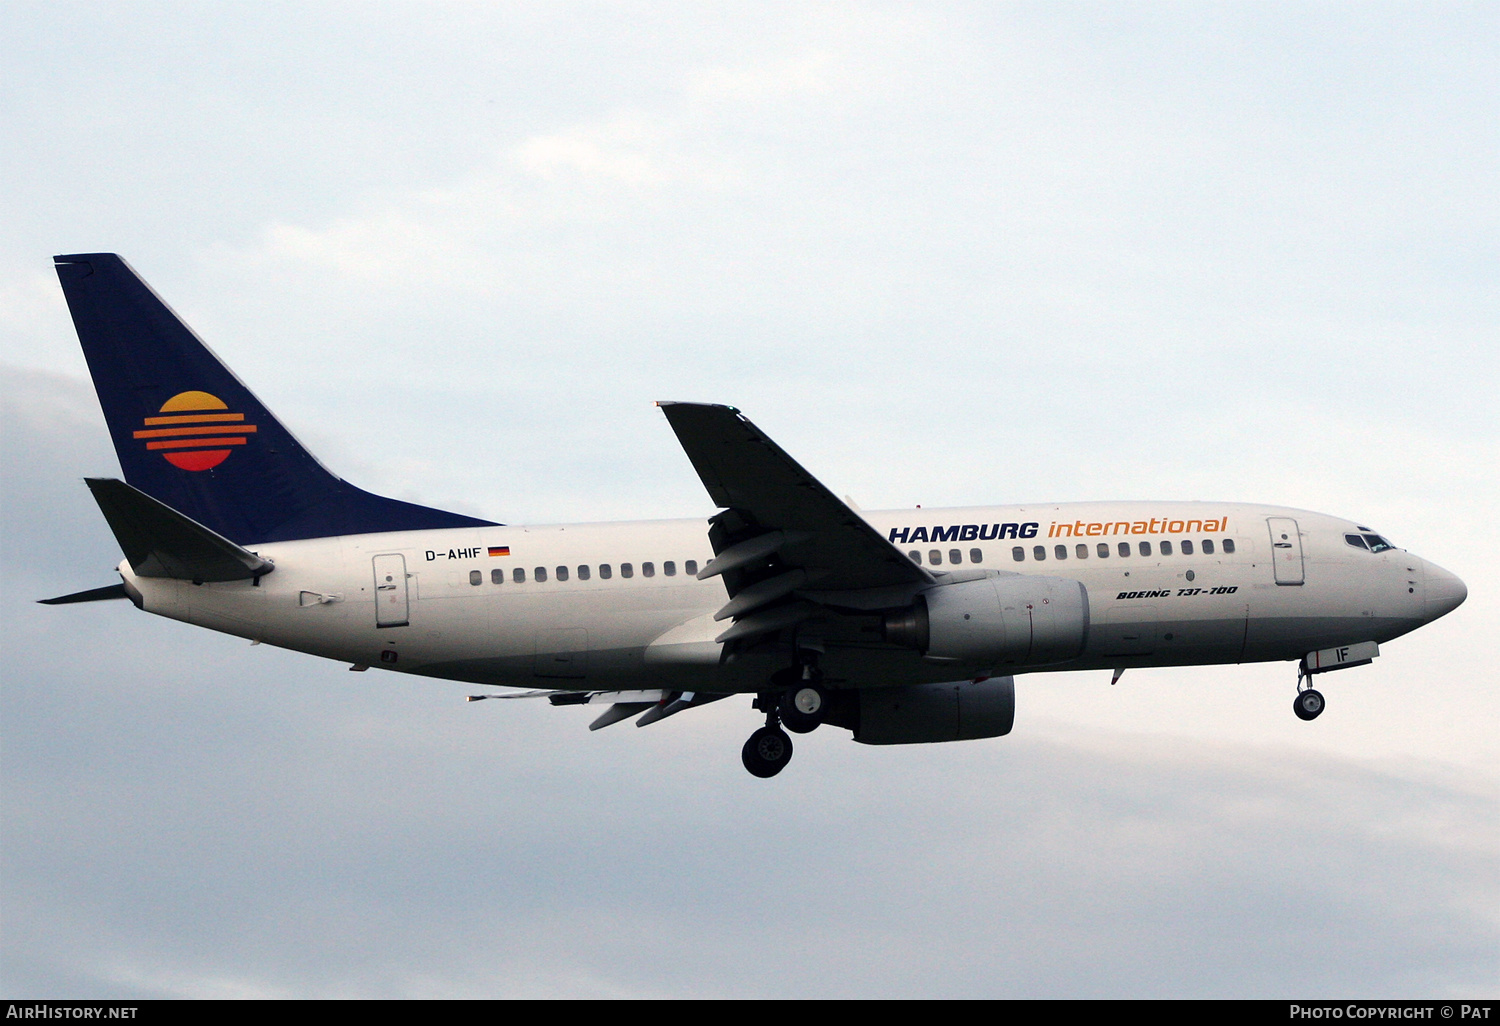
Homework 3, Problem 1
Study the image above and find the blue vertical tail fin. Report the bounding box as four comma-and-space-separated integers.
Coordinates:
54, 253, 496, 544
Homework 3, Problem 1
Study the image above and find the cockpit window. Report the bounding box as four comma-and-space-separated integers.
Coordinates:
1345, 534, 1369, 550
1362, 534, 1395, 553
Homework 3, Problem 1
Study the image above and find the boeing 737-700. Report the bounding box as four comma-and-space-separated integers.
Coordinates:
42, 253, 1467, 777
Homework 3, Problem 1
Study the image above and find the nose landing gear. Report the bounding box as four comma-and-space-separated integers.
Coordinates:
1293, 687, 1325, 721
1293, 664, 1325, 721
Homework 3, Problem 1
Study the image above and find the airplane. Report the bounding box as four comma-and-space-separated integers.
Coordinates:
41, 253, 1468, 778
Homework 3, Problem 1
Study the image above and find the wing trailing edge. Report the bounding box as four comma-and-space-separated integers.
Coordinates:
658, 401, 932, 649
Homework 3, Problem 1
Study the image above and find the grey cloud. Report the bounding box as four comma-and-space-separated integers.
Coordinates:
3, 5, 1496, 998
4, 373, 1495, 997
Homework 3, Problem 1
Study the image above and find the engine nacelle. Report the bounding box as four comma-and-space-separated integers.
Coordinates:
845, 677, 1015, 745
884, 575, 1090, 668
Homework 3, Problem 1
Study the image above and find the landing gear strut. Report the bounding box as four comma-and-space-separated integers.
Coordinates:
743, 692, 793, 777
1294, 666, 1325, 721
741, 654, 826, 777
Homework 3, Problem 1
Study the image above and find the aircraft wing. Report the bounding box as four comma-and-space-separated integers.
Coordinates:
658, 402, 931, 644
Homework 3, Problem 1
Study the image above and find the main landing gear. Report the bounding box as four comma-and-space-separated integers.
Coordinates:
742, 722, 793, 778
1293, 665, 1325, 721
741, 661, 829, 778
777, 667, 829, 735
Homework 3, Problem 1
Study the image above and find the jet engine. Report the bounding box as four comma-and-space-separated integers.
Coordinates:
883, 575, 1090, 667
835, 677, 1016, 745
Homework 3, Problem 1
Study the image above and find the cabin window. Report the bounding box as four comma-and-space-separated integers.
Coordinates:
535, 566, 548, 582
969, 548, 983, 564
469, 570, 482, 586
599, 564, 612, 579
909, 551, 922, 564
1161, 540, 1173, 556
1138, 542, 1152, 557
1202, 539, 1215, 555
685, 560, 698, 576
1097, 543, 1110, 558
642, 562, 655, 578
1118, 542, 1131, 557
1034, 545, 1046, 561
1076, 543, 1088, 559
621, 563, 634, 579
556, 565, 569, 582
491, 568, 504, 585
1181, 540, 1194, 556
1223, 539, 1236, 554
949, 548, 962, 565
577, 565, 591, 581
1053, 544, 1067, 560
513, 567, 526, 583
664, 561, 677, 577
929, 549, 942, 565
1012, 547, 1025, 562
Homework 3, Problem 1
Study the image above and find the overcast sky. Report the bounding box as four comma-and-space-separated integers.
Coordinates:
2, 2, 1496, 998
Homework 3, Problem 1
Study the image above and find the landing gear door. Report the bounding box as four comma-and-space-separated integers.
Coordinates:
374, 553, 410, 627
1267, 517, 1304, 586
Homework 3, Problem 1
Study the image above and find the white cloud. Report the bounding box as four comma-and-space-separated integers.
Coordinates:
0, 270, 66, 337
686, 49, 856, 103
513, 115, 670, 186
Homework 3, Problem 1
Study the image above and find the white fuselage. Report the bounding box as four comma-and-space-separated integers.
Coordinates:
120, 501, 1464, 693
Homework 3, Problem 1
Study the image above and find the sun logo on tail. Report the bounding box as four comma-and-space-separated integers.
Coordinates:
131, 391, 257, 471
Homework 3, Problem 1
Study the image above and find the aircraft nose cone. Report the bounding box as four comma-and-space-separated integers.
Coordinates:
1423, 559, 1467, 623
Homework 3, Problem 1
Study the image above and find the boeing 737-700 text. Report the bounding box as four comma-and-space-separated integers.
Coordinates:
43, 254, 1467, 777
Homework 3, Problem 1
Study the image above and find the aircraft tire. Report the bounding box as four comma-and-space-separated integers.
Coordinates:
780, 683, 828, 734
742, 726, 793, 778
1293, 689, 1325, 721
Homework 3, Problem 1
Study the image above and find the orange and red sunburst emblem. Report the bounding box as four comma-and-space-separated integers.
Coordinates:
131, 391, 257, 471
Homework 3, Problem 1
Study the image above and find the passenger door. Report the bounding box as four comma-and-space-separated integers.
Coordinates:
1267, 517, 1304, 586
373, 553, 410, 627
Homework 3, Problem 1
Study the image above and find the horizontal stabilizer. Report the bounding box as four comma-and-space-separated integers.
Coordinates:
86, 477, 273, 582
38, 583, 130, 605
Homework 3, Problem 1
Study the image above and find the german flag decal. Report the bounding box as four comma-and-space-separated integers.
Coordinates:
488, 546, 510, 557
132, 390, 257, 471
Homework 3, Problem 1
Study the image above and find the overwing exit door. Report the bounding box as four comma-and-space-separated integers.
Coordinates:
374, 553, 410, 627
1267, 517, 1304, 585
